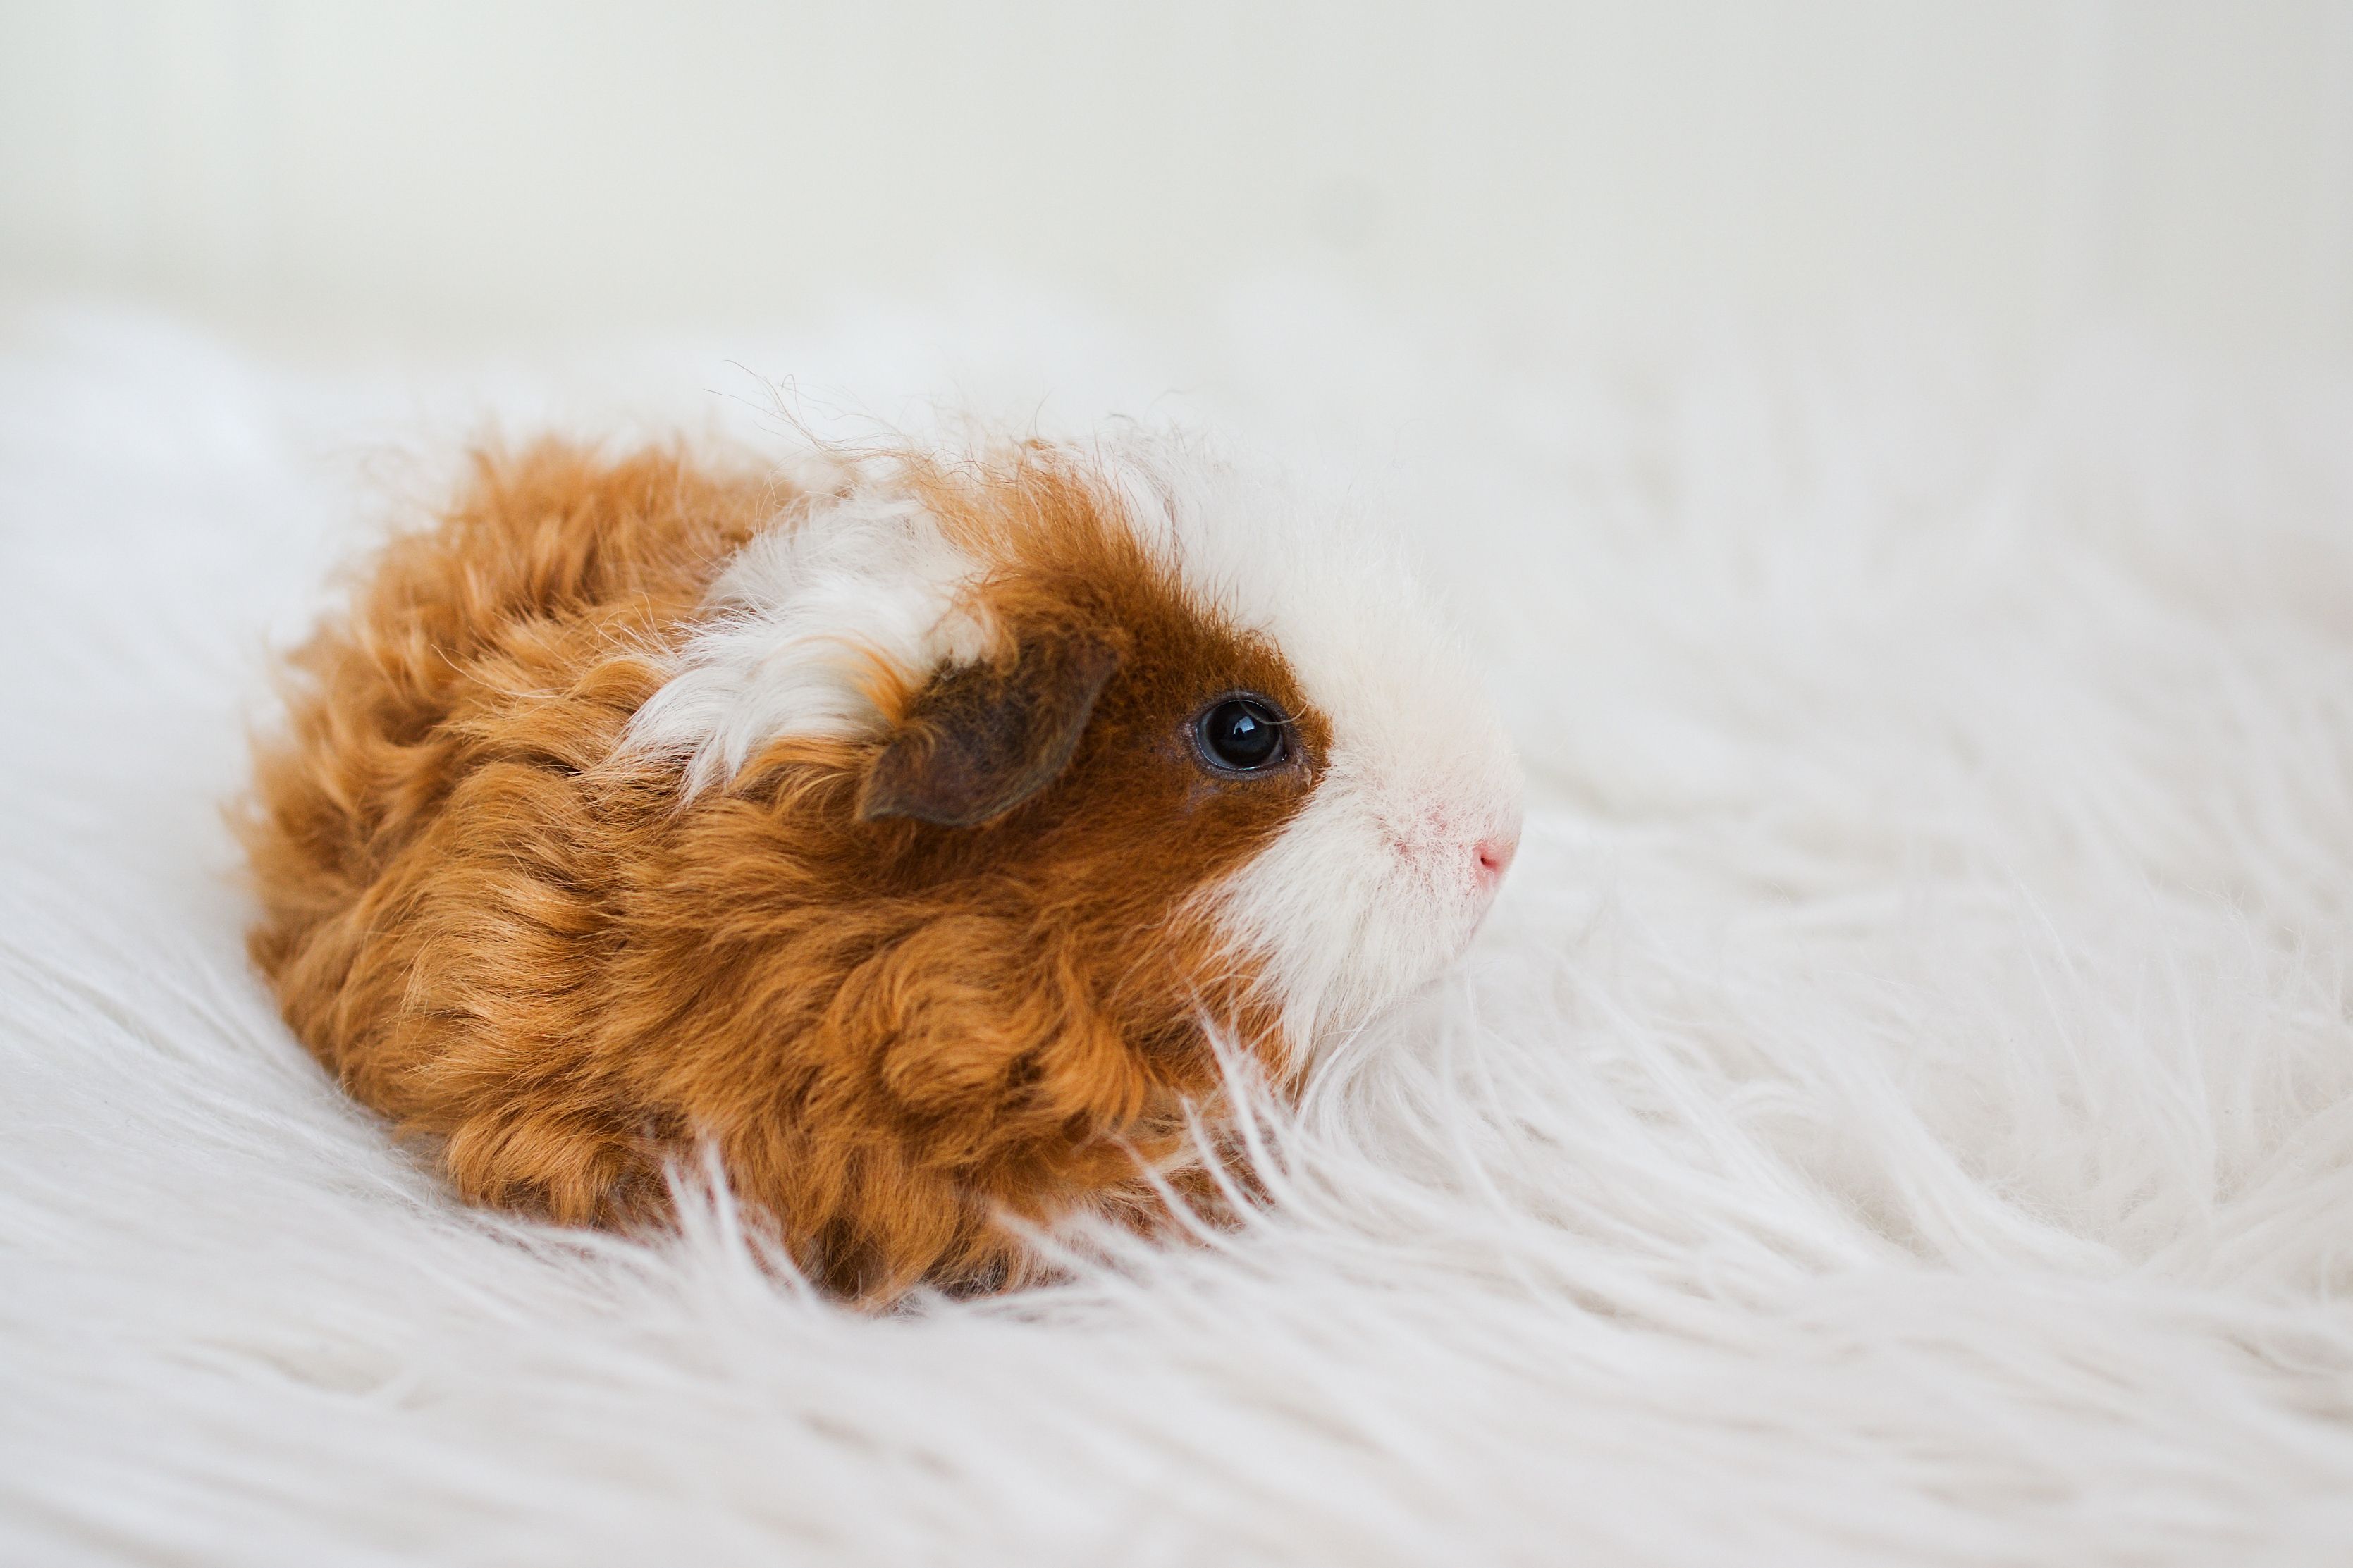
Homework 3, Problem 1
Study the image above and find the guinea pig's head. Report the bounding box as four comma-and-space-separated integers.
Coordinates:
627, 432, 1523, 1091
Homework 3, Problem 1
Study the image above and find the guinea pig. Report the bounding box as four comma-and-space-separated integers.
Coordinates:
242, 430, 1523, 1300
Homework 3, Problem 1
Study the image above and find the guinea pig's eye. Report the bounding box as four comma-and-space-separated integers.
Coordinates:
1193, 694, 1291, 774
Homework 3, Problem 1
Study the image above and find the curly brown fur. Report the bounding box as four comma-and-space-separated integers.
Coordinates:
242, 440, 1315, 1301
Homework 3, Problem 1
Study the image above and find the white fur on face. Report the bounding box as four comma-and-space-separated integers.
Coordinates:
621, 481, 997, 793
1098, 436, 1526, 1058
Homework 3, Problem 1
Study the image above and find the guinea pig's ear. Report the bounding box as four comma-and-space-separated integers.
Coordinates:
858, 631, 1122, 828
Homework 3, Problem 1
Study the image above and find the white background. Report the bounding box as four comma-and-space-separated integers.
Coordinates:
4, 0, 2350, 358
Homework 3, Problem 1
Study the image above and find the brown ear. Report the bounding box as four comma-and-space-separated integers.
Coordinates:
858, 631, 1122, 828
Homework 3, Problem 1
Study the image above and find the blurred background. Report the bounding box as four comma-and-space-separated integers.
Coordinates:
4, 0, 2349, 362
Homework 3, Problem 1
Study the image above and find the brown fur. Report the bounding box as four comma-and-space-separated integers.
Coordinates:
241, 439, 1323, 1301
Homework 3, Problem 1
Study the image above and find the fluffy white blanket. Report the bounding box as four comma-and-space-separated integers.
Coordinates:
7, 297, 2353, 1564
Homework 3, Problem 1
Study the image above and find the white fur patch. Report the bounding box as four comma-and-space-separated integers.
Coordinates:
622, 481, 997, 791
1093, 436, 1526, 1053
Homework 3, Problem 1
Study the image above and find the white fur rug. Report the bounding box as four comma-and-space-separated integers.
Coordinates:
8, 296, 2353, 1564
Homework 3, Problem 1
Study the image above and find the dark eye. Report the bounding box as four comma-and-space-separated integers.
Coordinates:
1195, 694, 1290, 773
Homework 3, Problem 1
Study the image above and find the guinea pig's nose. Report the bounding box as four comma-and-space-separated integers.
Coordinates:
1474, 830, 1518, 890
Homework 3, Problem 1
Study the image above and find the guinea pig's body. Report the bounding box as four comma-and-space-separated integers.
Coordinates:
245, 433, 1520, 1299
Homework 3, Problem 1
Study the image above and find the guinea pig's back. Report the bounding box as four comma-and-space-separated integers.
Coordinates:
242, 442, 773, 1116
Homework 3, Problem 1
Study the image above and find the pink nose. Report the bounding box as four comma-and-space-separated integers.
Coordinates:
1475, 832, 1518, 889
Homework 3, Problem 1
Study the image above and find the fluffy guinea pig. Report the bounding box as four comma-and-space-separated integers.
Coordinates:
242, 430, 1522, 1300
